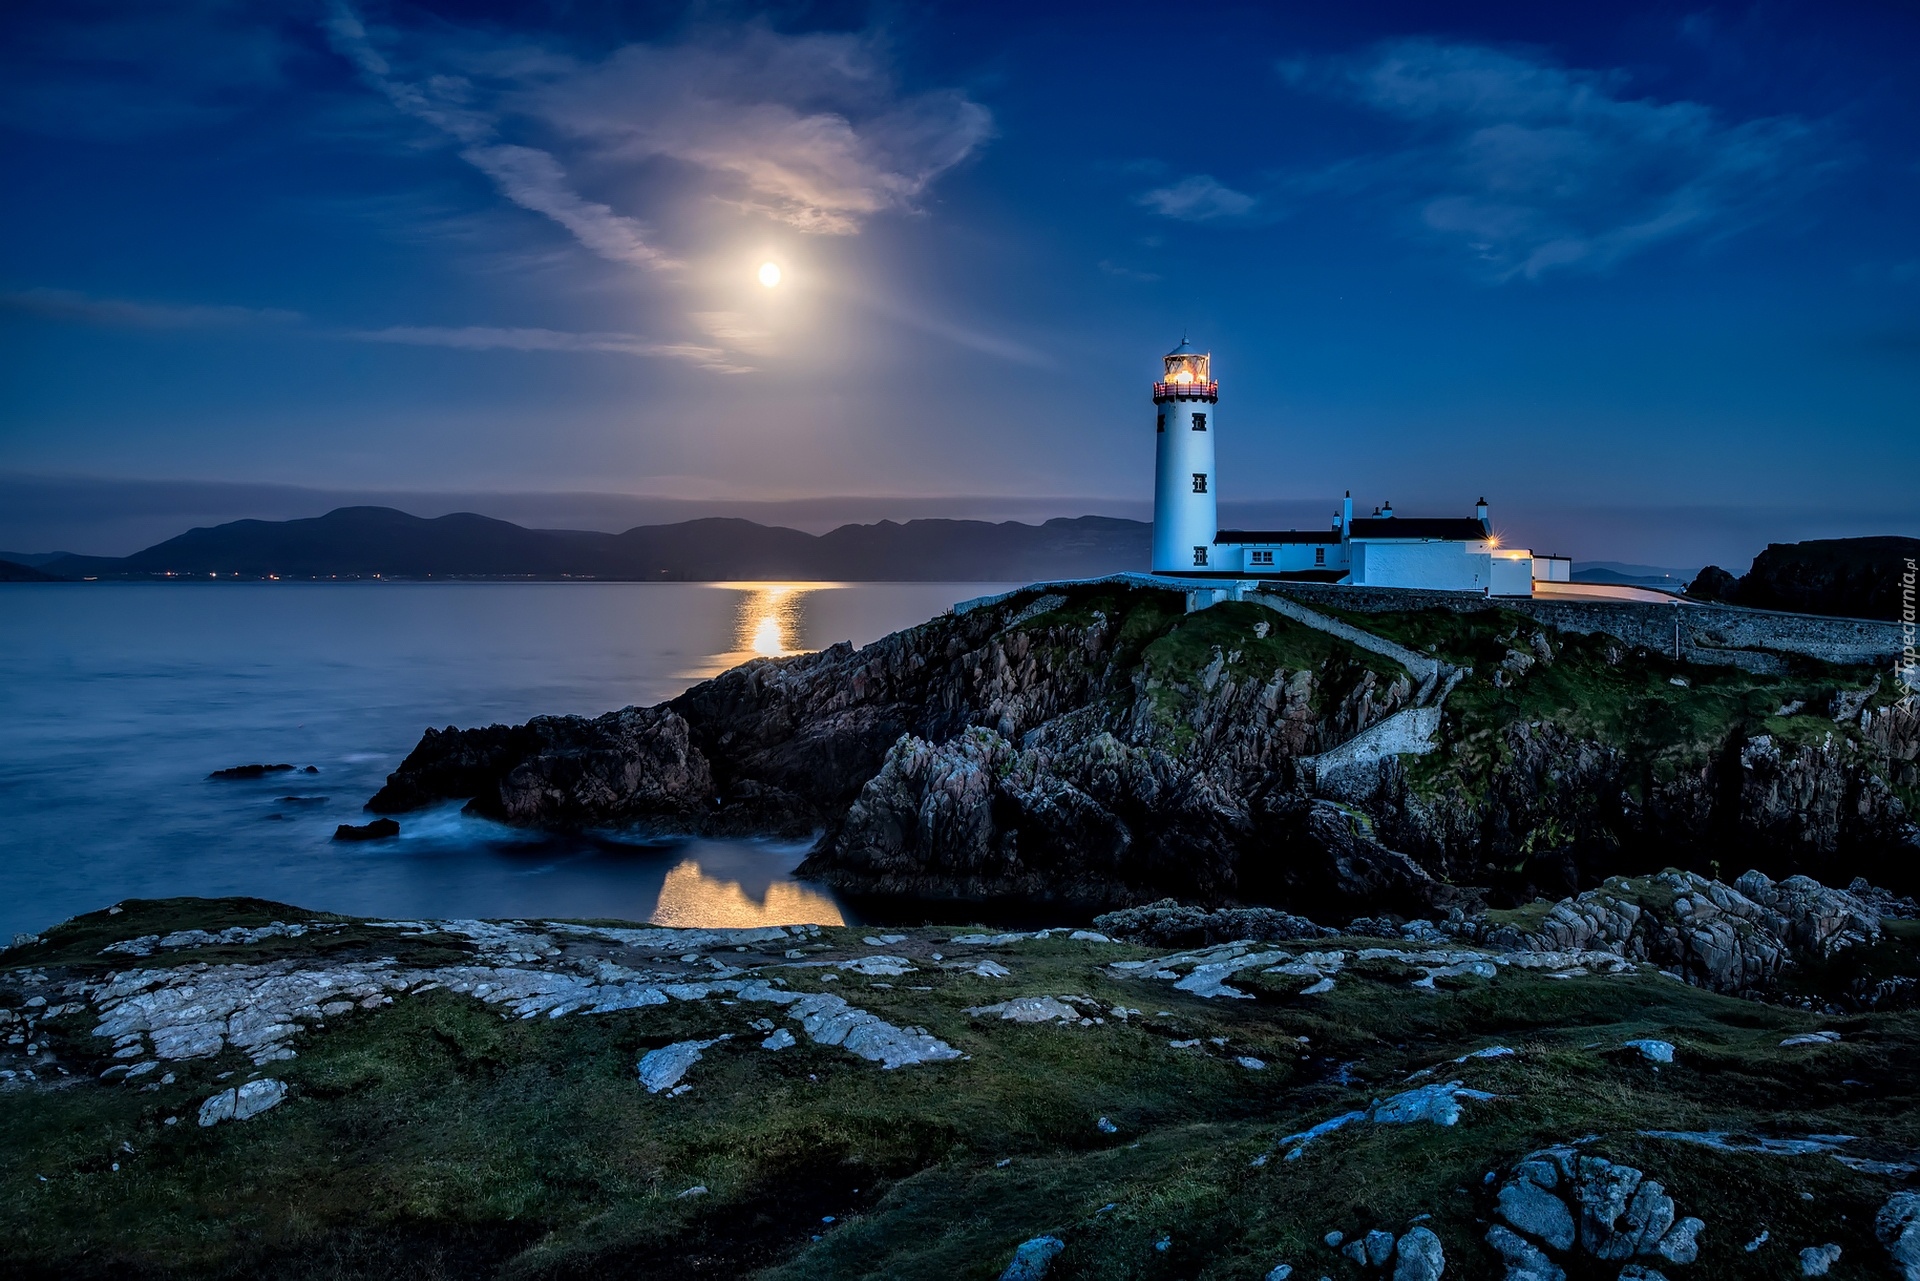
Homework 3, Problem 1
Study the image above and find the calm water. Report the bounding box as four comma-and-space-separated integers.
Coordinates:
0, 582, 1011, 938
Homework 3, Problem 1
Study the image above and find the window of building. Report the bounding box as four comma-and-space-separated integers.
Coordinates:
1156, 414, 1164, 433
1250, 550, 1273, 566
1314, 547, 1325, 566
1192, 546, 1208, 567
1191, 412, 1207, 431
1191, 473, 1207, 494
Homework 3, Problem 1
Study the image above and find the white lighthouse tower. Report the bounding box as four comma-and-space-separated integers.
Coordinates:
1150, 339, 1220, 574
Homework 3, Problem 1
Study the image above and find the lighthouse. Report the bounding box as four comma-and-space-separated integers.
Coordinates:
1150, 339, 1219, 574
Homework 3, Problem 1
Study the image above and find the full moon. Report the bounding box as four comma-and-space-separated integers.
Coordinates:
757, 262, 782, 287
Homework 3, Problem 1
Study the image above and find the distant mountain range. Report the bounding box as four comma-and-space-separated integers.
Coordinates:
16, 506, 1154, 583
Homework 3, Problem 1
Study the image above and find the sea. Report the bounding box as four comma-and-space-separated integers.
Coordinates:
0, 581, 1012, 939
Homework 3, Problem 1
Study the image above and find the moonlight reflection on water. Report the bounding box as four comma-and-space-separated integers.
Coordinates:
0, 581, 1012, 936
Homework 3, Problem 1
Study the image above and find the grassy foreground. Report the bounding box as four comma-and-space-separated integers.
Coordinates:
2, 897, 1917, 1279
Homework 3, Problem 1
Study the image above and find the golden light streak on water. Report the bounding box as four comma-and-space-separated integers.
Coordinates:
648, 859, 846, 927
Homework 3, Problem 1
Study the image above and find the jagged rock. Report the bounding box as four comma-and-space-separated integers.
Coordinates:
1343, 1229, 1396, 1267
1499, 869, 1880, 996
209, 763, 295, 779
1487, 1225, 1564, 1281
1798, 1243, 1841, 1275
197, 1078, 287, 1126
1849, 878, 1920, 919
1489, 1149, 1702, 1273
1498, 1167, 1576, 1250
998, 1234, 1065, 1280
333, 818, 399, 842
1624, 1040, 1675, 1064
1394, 1227, 1445, 1280
965, 996, 1081, 1024
1684, 566, 1738, 602
637, 1036, 729, 1093
1092, 899, 1335, 947
1879, 1190, 1920, 1280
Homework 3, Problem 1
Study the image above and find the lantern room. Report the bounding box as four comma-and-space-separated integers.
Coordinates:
1154, 339, 1217, 402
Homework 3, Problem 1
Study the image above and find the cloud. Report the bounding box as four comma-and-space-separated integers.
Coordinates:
524, 27, 992, 236
1282, 38, 1824, 279
323, 4, 672, 271
322, 7, 990, 261
2, 287, 300, 329
349, 325, 749, 372
1136, 174, 1258, 222
459, 144, 672, 269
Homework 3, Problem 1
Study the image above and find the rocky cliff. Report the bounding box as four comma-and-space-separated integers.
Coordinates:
1686, 535, 1920, 621
365, 582, 1919, 912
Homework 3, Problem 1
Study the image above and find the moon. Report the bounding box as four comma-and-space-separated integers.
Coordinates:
757, 262, 782, 287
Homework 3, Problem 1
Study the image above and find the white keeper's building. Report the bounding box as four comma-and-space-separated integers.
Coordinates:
1149, 339, 1567, 596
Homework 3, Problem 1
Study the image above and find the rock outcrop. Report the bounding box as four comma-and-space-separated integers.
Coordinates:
1489, 1147, 1703, 1280
361, 582, 1917, 908
1483, 869, 1880, 996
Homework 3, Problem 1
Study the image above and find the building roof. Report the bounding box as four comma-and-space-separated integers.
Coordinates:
1214, 529, 1343, 545
1165, 337, 1198, 357
1348, 517, 1491, 541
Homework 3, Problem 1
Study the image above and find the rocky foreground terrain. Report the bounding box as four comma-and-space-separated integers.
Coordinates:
362, 582, 1920, 912
3, 877, 1920, 1279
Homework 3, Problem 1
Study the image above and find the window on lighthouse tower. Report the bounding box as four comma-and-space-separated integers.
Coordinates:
1192, 473, 1208, 493
1191, 413, 1206, 431
1193, 547, 1209, 566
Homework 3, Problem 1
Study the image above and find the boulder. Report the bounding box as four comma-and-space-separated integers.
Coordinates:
1488, 1149, 1702, 1274
1878, 1191, 1920, 1280
197, 1078, 287, 1126
999, 1234, 1065, 1280
637, 1035, 729, 1093
1486, 1225, 1564, 1281
209, 763, 294, 779
333, 818, 399, 842
1392, 1226, 1445, 1280
1798, 1243, 1841, 1275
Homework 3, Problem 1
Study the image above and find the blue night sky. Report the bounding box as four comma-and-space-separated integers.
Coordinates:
1, 1, 1916, 563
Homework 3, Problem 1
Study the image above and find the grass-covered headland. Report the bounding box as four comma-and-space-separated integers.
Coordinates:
3, 895, 1918, 1280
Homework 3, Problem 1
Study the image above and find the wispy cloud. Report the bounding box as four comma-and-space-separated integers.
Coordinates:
1135, 174, 1258, 222
1279, 38, 1825, 279
322, 7, 991, 257
525, 28, 992, 236
349, 325, 749, 372
2, 287, 300, 329
323, 4, 673, 271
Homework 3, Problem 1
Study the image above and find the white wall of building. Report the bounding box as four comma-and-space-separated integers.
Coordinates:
1351, 539, 1492, 592
1151, 396, 1218, 573
1490, 550, 1535, 597
1235, 542, 1345, 574
1532, 555, 1572, 583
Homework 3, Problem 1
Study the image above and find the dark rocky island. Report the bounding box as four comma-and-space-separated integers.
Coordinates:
1687, 536, 1920, 622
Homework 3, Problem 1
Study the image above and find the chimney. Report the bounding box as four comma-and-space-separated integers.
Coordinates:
1381, 500, 1395, 518
1475, 497, 1489, 530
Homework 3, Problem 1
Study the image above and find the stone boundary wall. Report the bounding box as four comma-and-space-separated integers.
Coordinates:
1262, 582, 1900, 673
1245, 593, 1443, 687
1304, 706, 1443, 804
